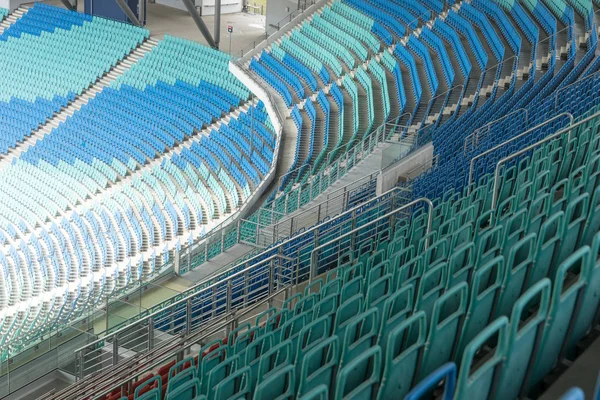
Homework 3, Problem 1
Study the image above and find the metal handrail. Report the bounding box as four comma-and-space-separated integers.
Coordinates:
468, 112, 574, 191
554, 69, 600, 109
463, 108, 529, 153
73, 253, 292, 355
308, 197, 434, 283
491, 109, 600, 208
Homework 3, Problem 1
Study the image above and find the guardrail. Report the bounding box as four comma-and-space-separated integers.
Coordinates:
67, 186, 410, 383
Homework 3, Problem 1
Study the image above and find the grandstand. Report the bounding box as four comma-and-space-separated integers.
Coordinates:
1, 0, 600, 399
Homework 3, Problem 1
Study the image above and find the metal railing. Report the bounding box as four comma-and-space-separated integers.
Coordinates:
64, 186, 411, 391
72, 253, 294, 382
463, 108, 529, 153
468, 112, 574, 190
491, 109, 600, 208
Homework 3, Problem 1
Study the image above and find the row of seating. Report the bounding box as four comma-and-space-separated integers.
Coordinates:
0, 26, 278, 353
0, 3, 149, 154
104, 103, 600, 400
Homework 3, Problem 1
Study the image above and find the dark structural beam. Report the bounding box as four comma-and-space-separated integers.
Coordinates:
114, 0, 142, 26
181, 0, 218, 49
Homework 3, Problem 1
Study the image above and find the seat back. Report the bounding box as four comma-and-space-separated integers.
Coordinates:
254, 365, 296, 400
165, 378, 202, 400
213, 367, 251, 400
376, 312, 426, 400
335, 346, 381, 400
297, 336, 338, 398
496, 278, 551, 400
455, 317, 509, 399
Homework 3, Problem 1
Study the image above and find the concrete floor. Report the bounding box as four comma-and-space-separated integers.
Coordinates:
38, 0, 267, 55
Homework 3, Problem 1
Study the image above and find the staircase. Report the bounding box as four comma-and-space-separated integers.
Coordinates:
0, 6, 27, 35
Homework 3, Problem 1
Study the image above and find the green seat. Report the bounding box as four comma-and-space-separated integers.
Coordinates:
394, 253, 422, 290
165, 378, 202, 400
206, 355, 240, 400
298, 385, 328, 400
455, 317, 509, 399
581, 186, 600, 246
527, 193, 551, 235
556, 194, 589, 267
335, 294, 364, 341
529, 247, 590, 391
420, 282, 468, 379
365, 274, 393, 326
256, 340, 293, 388
532, 211, 564, 284
297, 336, 338, 398
199, 347, 227, 395
312, 294, 338, 321
340, 308, 378, 370
321, 278, 342, 299
496, 233, 537, 318
254, 365, 295, 400
244, 333, 274, 387
213, 367, 251, 400
340, 276, 363, 304
459, 255, 505, 357
167, 357, 196, 395
296, 316, 333, 373
134, 375, 162, 399
376, 312, 426, 400
377, 284, 414, 355
414, 262, 448, 323
334, 345, 381, 400
495, 279, 551, 400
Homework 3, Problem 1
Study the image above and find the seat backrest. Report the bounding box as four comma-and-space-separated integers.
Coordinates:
167, 367, 197, 396
254, 364, 295, 400
457, 256, 504, 357
134, 375, 162, 399
297, 385, 328, 400
165, 378, 201, 400
376, 311, 426, 400
335, 294, 364, 340
530, 246, 590, 390
206, 355, 239, 399
297, 336, 338, 398
378, 284, 414, 355
334, 345, 381, 400
496, 233, 536, 318
213, 366, 251, 400
257, 340, 293, 388
420, 282, 468, 379
455, 317, 509, 399
340, 308, 378, 369
415, 261, 448, 323
496, 278, 551, 400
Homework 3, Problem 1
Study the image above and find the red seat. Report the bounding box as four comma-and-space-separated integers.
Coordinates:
157, 360, 176, 377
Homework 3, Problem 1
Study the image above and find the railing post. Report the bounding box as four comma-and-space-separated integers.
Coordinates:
78, 350, 84, 380
148, 317, 154, 352
112, 337, 119, 366
236, 220, 241, 242
186, 299, 192, 335
244, 269, 250, 306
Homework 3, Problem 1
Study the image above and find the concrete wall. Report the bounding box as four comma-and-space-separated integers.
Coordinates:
156, 0, 242, 15
377, 144, 434, 194
265, 0, 297, 29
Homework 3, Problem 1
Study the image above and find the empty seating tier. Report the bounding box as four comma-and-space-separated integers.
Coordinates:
0, 3, 149, 154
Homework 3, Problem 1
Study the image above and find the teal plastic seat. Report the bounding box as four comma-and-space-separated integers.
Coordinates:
495, 279, 551, 400
376, 311, 426, 400
296, 316, 332, 373
297, 385, 328, 400
414, 262, 448, 323
213, 367, 251, 400
206, 355, 239, 400
165, 378, 202, 400
457, 256, 504, 358
334, 345, 381, 400
297, 336, 338, 398
256, 340, 293, 388
455, 317, 509, 399
496, 233, 537, 317
254, 364, 295, 400
244, 333, 274, 388
532, 211, 564, 284
420, 282, 468, 379
529, 247, 590, 391
339, 308, 378, 370
377, 284, 414, 355
335, 294, 364, 341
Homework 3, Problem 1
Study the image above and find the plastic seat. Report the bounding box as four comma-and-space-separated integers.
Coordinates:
253, 364, 295, 400
334, 345, 381, 400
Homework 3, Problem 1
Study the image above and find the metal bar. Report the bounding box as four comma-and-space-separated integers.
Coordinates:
59, 0, 76, 11
214, 0, 221, 48
554, 69, 600, 109
492, 109, 600, 209
181, 0, 218, 49
464, 108, 529, 153
468, 112, 574, 191
114, 0, 141, 26
309, 197, 434, 283
139, 0, 145, 25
